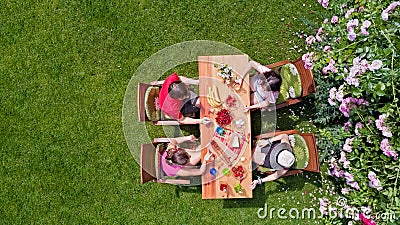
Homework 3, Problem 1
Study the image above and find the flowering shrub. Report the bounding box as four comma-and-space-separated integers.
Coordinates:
302, 0, 400, 224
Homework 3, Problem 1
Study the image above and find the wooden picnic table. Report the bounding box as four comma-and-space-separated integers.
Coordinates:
198, 55, 253, 199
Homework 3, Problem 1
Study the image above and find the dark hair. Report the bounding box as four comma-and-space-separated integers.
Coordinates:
168, 81, 189, 99
262, 70, 282, 92
166, 148, 189, 166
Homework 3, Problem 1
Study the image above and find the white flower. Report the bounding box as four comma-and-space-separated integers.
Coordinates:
289, 86, 296, 98
224, 67, 231, 74
368, 60, 383, 71
289, 135, 296, 146
329, 87, 337, 99
328, 98, 336, 106
382, 12, 389, 21
336, 85, 345, 102
362, 20, 371, 28
289, 64, 298, 75
353, 56, 361, 66
306, 36, 316, 45
349, 67, 359, 78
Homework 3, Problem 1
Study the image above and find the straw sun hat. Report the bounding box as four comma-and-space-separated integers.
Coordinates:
263, 142, 295, 170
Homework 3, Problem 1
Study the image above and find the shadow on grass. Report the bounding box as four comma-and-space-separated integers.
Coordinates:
174, 185, 202, 197
267, 171, 322, 195
222, 186, 266, 209
222, 171, 322, 209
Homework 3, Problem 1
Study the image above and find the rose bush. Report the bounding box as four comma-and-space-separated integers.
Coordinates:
301, 0, 400, 224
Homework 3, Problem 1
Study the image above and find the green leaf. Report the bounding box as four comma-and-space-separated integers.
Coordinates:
366, 53, 375, 59
352, 88, 362, 97
375, 82, 386, 96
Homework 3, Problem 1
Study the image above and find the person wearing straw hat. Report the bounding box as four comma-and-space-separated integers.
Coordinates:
250, 134, 295, 189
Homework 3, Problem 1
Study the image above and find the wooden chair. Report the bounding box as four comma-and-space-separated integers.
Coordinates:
140, 139, 191, 185
137, 83, 180, 125
255, 130, 320, 176
265, 57, 317, 111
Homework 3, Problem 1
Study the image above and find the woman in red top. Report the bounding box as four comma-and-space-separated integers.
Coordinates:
151, 73, 210, 125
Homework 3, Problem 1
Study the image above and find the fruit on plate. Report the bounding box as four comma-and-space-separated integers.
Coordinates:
225, 95, 237, 107
234, 183, 243, 194
207, 85, 222, 108
215, 109, 232, 126
231, 165, 245, 180
220, 183, 228, 192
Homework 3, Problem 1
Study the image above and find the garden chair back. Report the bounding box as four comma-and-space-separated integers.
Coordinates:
265, 57, 317, 111
255, 130, 320, 176
137, 82, 180, 125
140, 140, 191, 185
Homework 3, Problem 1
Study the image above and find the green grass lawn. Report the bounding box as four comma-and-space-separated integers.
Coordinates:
1, 0, 329, 224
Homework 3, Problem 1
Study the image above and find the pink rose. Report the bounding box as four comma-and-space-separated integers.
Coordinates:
331, 15, 338, 24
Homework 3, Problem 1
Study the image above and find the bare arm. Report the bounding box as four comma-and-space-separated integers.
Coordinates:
261, 169, 288, 182
245, 99, 270, 111
177, 117, 202, 124
241, 61, 271, 79
175, 152, 211, 176
249, 169, 289, 189
254, 134, 290, 151
171, 135, 196, 144
177, 117, 210, 125
270, 134, 290, 144
175, 163, 207, 176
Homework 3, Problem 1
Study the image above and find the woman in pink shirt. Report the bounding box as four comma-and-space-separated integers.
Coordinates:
161, 135, 212, 177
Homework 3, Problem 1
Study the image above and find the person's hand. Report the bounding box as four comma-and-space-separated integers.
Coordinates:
203, 151, 212, 162
249, 180, 258, 190
243, 106, 250, 113
236, 77, 243, 85
201, 117, 211, 125
257, 139, 269, 147
188, 135, 197, 142
257, 65, 271, 74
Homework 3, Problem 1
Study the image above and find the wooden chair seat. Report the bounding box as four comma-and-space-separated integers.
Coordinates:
140, 139, 191, 185
138, 83, 199, 125
137, 83, 181, 125
264, 57, 316, 111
